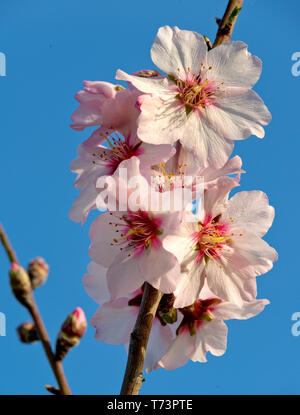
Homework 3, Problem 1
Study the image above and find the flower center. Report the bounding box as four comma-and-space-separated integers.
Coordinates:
109, 210, 163, 256
177, 298, 222, 336
91, 132, 142, 174
192, 217, 232, 262
172, 65, 225, 113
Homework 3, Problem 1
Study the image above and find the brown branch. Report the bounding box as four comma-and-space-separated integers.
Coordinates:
27, 301, 72, 395
120, 283, 163, 395
0, 223, 18, 264
213, 0, 243, 47
120, 0, 245, 396
0, 223, 72, 395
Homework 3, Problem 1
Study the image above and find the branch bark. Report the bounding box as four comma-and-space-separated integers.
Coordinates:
120, 283, 163, 395
0, 223, 72, 395
213, 0, 244, 47
120, 0, 244, 396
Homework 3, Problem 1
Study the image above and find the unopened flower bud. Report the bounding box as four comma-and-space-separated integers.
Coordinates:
55, 307, 87, 360
17, 322, 39, 343
132, 69, 162, 78
9, 263, 32, 306
27, 257, 49, 289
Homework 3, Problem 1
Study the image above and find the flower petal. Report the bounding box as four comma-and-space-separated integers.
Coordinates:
191, 320, 227, 362
91, 298, 138, 345
222, 191, 275, 237
82, 262, 110, 304
151, 26, 208, 76
207, 41, 262, 88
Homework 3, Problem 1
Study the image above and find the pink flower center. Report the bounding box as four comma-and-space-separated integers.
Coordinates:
173, 64, 225, 111
109, 210, 163, 256
177, 298, 222, 336
91, 133, 143, 174
191, 216, 232, 263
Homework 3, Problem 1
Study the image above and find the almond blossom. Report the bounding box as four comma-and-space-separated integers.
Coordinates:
157, 284, 269, 370
69, 128, 175, 223
71, 81, 140, 137
116, 26, 271, 168
83, 262, 176, 372
162, 177, 278, 307
89, 157, 184, 299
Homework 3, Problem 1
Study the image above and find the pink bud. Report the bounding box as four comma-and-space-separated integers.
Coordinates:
11, 262, 19, 271
55, 307, 87, 360
27, 257, 49, 289
61, 307, 87, 338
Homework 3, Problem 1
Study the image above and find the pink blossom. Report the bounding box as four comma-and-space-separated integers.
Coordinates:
89, 157, 183, 299
162, 177, 278, 307
116, 26, 271, 168
70, 81, 140, 137
69, 128, 175, 223
157, 284, 269, 370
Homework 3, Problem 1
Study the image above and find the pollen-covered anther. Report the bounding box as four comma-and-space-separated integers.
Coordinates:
175, 66, 225, 110
192, 219, 232, 261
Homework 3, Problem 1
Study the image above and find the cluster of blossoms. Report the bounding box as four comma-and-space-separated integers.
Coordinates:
70, 26, 277, 371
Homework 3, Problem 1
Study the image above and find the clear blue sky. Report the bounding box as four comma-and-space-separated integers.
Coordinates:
0, 0, 300, 395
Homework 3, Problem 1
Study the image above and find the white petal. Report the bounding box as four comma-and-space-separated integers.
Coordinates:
200, 155, 244, 184
207, 41, 262, 88
174, 258, 206, 308
191, 320, 227, 362
139, 247, 181, 294
151, 26, 208, 76
116, 69, 173, 97
203, 176, 239, 218
158, 329, 196, 370
207, 88, 271, 140
144, 319, 174, 373
179, 111, 235, 168
89, 213, 123, 267
82, 262, 110, 304
91, 299, 138, 345
213, 299, 270, 321
205, 258, 257, 306
223, 191, 275, 237
69, 184, 98, 224
107, 251, 145, 299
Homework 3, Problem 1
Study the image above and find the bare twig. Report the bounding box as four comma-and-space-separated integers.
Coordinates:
0, 223, 18, 264
120, 0, 245, 396
120, 283, 163, 395
213, 0, 243, 47
0, 223, 72, 395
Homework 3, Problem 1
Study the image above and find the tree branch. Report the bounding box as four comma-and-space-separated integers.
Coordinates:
120, 283, 163, 395
0, 223, 72, 395
0, 223, 18, 264
120, 0, 245, 396
213, 0, 243, 47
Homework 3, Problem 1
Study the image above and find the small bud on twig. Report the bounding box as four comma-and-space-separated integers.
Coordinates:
9, 263, 33, 306
27, 257, 49, 289
17, 322, 39, 343
55, 307, 87, 361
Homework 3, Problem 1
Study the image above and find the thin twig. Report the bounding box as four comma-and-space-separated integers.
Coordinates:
120, 283, 163, 395
213, 0, 243, 47
0, 223, 18, 264
0, 223, 72, 395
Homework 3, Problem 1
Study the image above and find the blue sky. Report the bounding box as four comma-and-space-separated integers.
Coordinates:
0, 0, 300, 395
